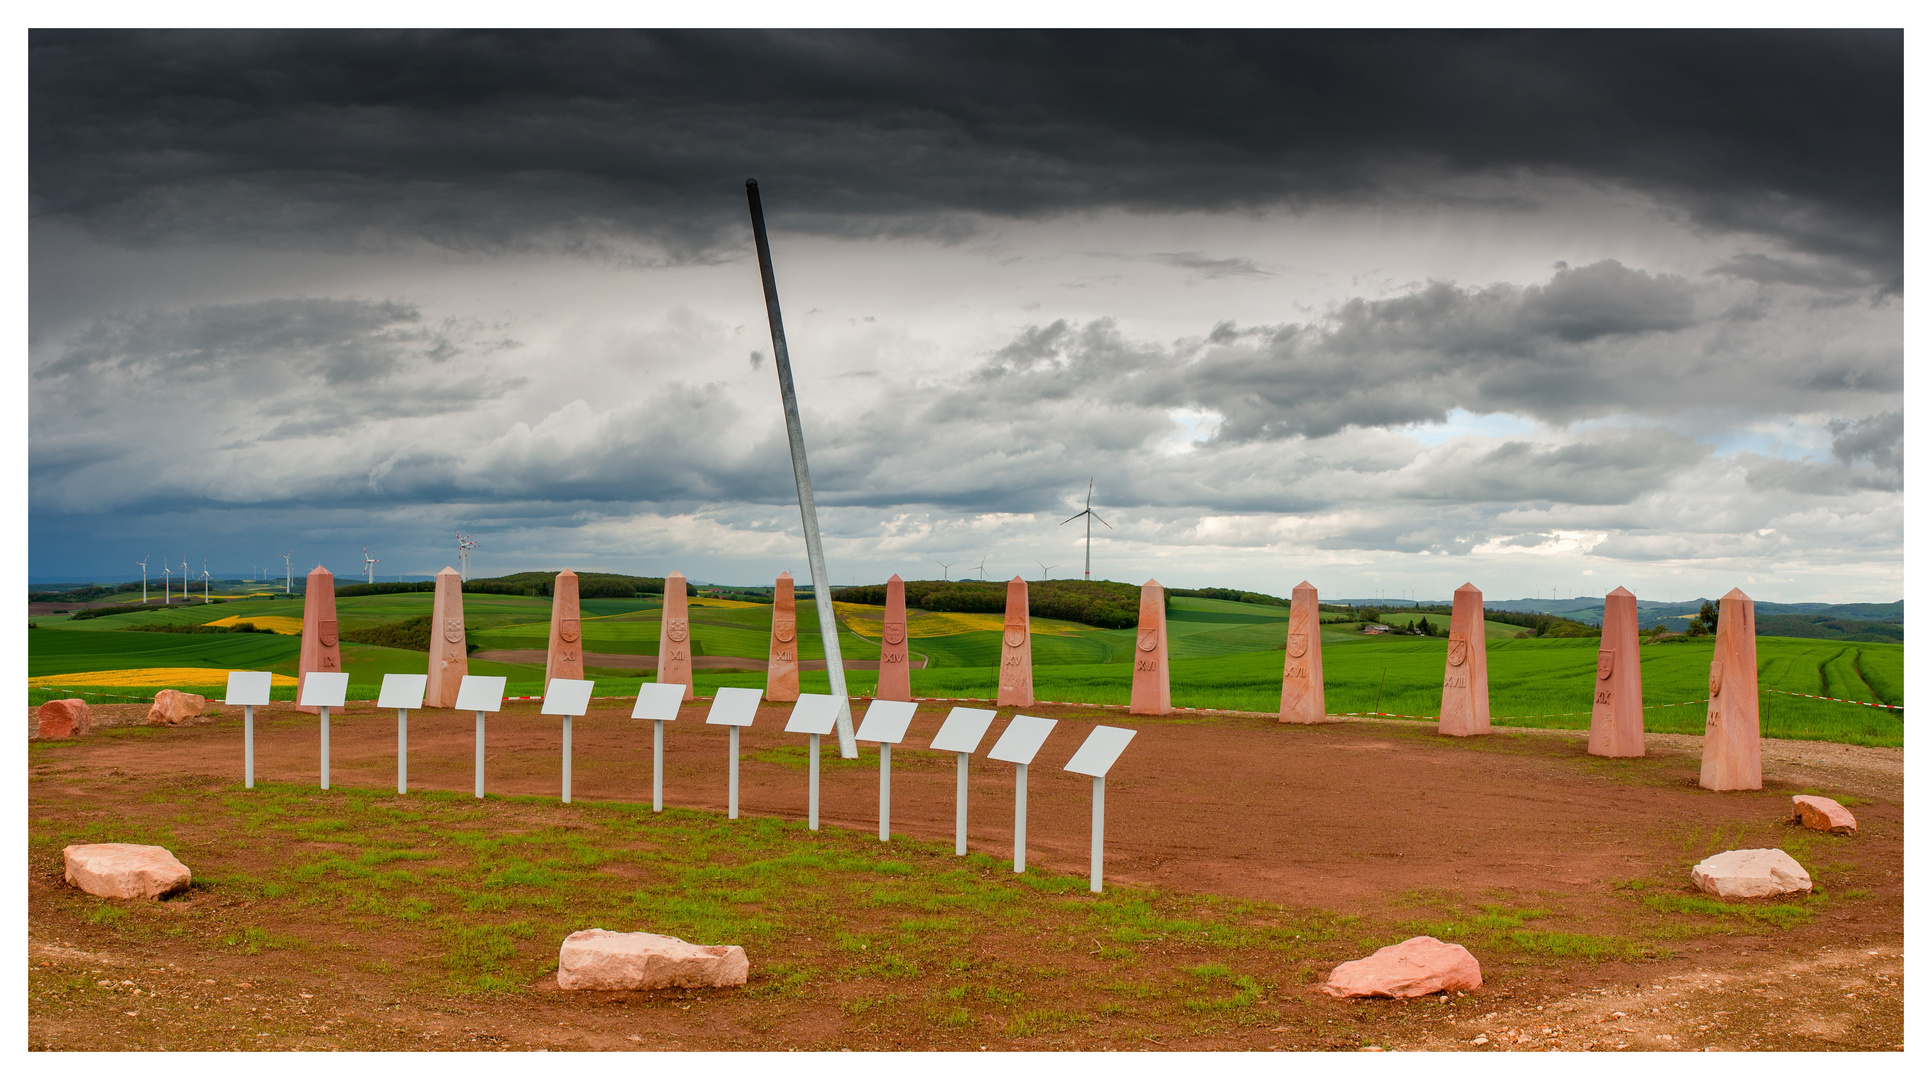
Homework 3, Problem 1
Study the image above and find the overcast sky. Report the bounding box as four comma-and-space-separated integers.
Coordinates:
28, 30, 1903, 601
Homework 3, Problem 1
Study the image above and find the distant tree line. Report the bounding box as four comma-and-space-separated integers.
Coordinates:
832, 578, 1143, 630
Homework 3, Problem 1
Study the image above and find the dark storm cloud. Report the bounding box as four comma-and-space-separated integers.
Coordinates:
944, 259, 1878, 443
30, 29, 1900, 281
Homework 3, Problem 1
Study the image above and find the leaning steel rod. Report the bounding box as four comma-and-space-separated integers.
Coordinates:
747, 178, 858, 758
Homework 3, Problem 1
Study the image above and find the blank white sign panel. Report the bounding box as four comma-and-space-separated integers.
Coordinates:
225, 670, 274, 707
376, 673, 428, 710
298, 671, 350, 709
986, 714, 1058, 765
929, 707, 998, 754
1064, 725, 1137, 777
631, 683, 688, 721
542, 678, 596, 716
705, 686, 763, 727
454, 675, 508, 712
783, 693, 842, 735
854, 699, 918, 745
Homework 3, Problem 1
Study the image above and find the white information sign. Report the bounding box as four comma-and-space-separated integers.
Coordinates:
705, 686, 763, 726
225, 671, 274, 707
1063, 725, 1136, 777
783, 693, 843, 735
929, 707, 997, 754
377, 673, 427, 710
631, 683, 688, 721
298, 672, 350, 708
855, 699, 918, 745
454, 675, 507, 713
542, 678, 595, 716
987, 714, 1057, 764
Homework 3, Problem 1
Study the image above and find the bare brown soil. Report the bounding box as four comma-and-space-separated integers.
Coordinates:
471, 651, 924, 671
27, 701, 1902, 1051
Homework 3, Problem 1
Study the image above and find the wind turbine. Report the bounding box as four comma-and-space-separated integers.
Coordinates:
933, 559, 956, 581
456, 532, 478, 581
1035, 560, 1057, 582
282, 550, 294, 594
362, 547, 379, 584
1059, 479, 1112, 580
182, 555, 191, 602
971, 554, 989, 580
160, 560, 172, 604
201, 559, 211, 603
136, 555, 150, 605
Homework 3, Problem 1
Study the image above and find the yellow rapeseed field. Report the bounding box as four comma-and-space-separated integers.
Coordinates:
205, 614, 305, 635
29, 668, 298, 689
834, 602, 1086, 637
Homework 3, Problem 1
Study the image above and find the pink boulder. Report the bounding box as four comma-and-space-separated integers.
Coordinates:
1792, 795, 1857, 834
63, 843, 192, 900
1319, 935, 1482, 999
1691, 848, 1811, 898
37, 698, 94, 739
557, 929, 749, 991
146, 689, 207, 726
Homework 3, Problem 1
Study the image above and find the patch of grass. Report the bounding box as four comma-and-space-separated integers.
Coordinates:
83, 903, 127, 926
221, 925, 300, 954
1640, 891, 1825, 930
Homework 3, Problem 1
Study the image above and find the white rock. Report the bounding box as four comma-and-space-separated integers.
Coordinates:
556, 929, 748, 991
63, 843, 192, 900
1690, 848, 1811, 898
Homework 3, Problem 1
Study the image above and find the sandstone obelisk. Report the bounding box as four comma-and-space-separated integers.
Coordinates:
765, 572, 800, 702
1587, 586, 1645, 758
1437, 582, 1491, 736
996, 576, 1033, 707
546, 569, 584, 686
424, 566, 468, 709
1279, 580, 1326, 723
876, 574, 913, 702
656, 571, 695, 702
1699, 588, 1761, 791
297, 565, 341, 714
1129, 578, 1170, 716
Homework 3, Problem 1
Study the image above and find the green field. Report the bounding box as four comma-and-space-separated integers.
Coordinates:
28, 592, 1903, 746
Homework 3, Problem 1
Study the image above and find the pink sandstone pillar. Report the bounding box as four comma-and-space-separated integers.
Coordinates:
1437, 582, 1491, 736
1699, 588, 1761, 791
996, 576, 1034, 707
424, 566, 468, 709
1587, 586, 1645, 757
656, 571, 695, 702
765, 572, 799, 702
546, 569, 584, 685
876, 574, 913, 702
1278, 580, 1326, 723
297, 565, 341, 714
1130, 578, 1171, 716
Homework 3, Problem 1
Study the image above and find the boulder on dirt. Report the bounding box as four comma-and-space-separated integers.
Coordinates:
37, 698, 94, 738
1319, 935, 1482, 998
556, 929, 748, 991
1690, 848, 1812, 898
1791, 795, 1857, 835
146, 689, 207, 726
63, 843, 192, 900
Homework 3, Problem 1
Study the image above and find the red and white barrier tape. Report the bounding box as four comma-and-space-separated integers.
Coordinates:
1767, 689, 1903, 711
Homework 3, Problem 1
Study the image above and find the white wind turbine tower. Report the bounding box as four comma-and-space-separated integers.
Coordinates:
181, 555, 191, 603
201, 559, 211, 603
362, 547, 380, 584
136, 555, 150, 605
1059, 479, 1113, 580
1035, 560, 1057, 582
971, 554, 989, 580
282, 550, 295, 594
456, 532, 478, 581
932, 558, 956, 581
160, 560, 173, 604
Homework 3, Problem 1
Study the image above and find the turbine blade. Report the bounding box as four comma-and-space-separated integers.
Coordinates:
1092, 513, 1113, 529
1059, 511, 1088, 526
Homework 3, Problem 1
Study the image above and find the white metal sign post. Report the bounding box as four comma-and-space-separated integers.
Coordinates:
782, 694, 842, 829
706, 687, 763, 819
225, 671, 274, 790
631, 683, 688, 812
986, 714, 1059, 873
377, 674, 427, 794
542, 678, 596, 804
1063, 725, 1138, 893
855, 700, 919, 841
928, 707, 998, 855
299, 672, 351, 791
455, 675, 508, 799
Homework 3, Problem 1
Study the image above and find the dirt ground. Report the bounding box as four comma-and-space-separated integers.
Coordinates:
27, 699, 1903, 1051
